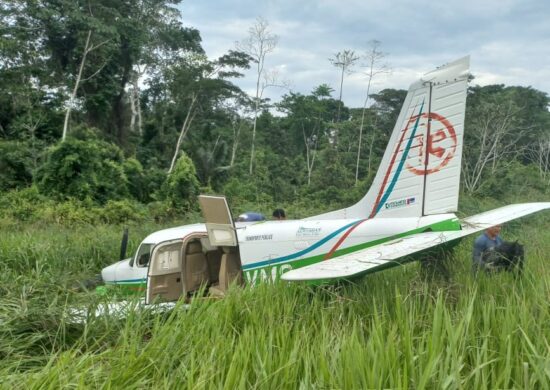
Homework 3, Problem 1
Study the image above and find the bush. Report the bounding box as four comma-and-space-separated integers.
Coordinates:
38, 199, 100, 225
475, 161, 549, 200
123, 158, 146, 202
158, 153, 200, 211
0, 186, 47, 221
99, 199, 147, 224
222, 177, 273, 213
0, 189, 153, 225
142, 167, 168, 203
0, 188, 100, 224
36, 137, 129, 203
0, 140, 34, 191
146, 200, 173, 222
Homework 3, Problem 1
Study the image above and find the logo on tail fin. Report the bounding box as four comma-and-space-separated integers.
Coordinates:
369, 100, 425, 218
406, 112, 457, 176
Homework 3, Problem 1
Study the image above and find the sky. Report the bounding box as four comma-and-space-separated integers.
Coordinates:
179, 0, 550, 108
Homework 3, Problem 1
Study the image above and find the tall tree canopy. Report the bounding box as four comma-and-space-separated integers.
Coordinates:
1, 7, 549, 217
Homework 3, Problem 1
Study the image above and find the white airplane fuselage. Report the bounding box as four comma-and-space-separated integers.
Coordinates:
101, 213, 460, 291
237, 213, 459, 282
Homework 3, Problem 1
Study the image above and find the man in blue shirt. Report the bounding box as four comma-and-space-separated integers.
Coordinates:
472, 225, 503, 273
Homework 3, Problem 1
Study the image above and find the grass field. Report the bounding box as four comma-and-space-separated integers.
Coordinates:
1, 216, 549, 389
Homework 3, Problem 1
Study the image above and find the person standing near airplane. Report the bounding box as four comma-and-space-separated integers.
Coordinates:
472, 225, 503, 273
272, 208, 286, 220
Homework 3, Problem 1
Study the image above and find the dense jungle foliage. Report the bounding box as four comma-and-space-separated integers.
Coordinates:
1, 1, 550, 226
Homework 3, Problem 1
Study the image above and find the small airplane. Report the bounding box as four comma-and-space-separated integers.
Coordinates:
100, 56, 550, 305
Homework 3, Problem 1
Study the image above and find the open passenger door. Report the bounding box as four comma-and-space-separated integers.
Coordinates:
146, 239, 184, 304
198, 195, 243, 295
198, 195, 238, 247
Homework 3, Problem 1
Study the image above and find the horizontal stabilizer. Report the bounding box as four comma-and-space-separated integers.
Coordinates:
282, 202, 550, 282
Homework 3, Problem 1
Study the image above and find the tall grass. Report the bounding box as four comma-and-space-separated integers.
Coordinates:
1, 220, 549, 388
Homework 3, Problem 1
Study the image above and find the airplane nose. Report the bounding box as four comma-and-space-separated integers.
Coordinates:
101, 262, 118, 283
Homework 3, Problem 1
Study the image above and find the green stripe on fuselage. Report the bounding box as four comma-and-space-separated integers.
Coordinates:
243, 217, 461, 285
102, 280, 147, 295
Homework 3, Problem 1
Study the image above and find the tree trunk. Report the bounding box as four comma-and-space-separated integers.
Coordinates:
169, 93, 197, 174
62, 30, 92, 141
249, 114, 258, 174
303, 123, 318, 186
367, 132, 376, 176
336, 67, 344, 123
249, 58, 262, 175
355, 74, 373, 185
129, 73, 142, 136
129, 86, 136, 133
230, 120, 243, 167
114, 59, 132, 145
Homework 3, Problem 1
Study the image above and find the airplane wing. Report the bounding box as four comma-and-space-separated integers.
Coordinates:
281, 203, 550, 282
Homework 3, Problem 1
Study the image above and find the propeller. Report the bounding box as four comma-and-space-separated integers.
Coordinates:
120, 227, 129, 261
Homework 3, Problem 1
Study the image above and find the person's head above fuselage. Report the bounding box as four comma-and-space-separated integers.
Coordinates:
272, 208, 286, 220
485, 225, 502, 239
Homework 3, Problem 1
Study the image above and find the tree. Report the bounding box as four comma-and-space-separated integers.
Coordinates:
166, 50, 251, 174
194, 136, 229, 187
529, 137, 550, 185
277, 91, 330, 185
61, 28, 114, 141
303, 123, 319, 186
2, 0, 204, 147
14, 0, 120, 141
160, 152, 200, 211
125, 0, 204, 138
0, 1, 64, 143
236, 17, 279, 174
355, 40, 390, 185
462, 88, 528, 194
85, 0, 203, 146
226, 106, 249, 168
312, 84, 335, 99
329, 50, 359, 123
0, 141, 34, 191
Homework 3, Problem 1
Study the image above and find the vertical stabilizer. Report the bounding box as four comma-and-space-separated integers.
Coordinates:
310, 56, 469, 220
420, 57, 469, 214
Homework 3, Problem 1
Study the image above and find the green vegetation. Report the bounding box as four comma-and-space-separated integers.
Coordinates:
2, 0, 550, 387
2, 2, 550, 222
0, 217, 549, 388
36, 137, 129, 203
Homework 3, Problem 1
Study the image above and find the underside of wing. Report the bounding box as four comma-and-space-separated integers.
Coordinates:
282, 202, 550, 282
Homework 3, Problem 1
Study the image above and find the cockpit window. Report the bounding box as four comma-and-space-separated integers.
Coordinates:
135, 244, 153, 267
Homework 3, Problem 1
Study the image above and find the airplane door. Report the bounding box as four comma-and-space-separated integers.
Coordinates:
198, 195, 238, 247
146, 239, 185, 305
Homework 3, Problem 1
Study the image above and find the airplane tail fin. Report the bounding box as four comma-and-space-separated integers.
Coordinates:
312, 56, 470, 220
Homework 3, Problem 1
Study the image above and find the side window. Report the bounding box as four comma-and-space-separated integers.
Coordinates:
135, 244, 153, 267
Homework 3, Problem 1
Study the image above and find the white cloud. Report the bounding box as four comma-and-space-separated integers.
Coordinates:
181, 0, 550, 107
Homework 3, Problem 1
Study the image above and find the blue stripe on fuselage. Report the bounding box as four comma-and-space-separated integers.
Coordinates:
242, 219, 360, 270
